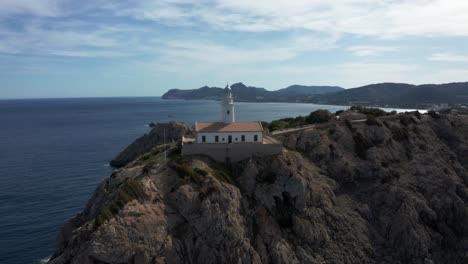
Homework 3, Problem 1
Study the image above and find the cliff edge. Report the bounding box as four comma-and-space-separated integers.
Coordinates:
50, 113, 468, 264
110, 121, 191, 168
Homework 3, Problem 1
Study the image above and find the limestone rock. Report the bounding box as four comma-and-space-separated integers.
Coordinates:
49, 114, 468, 264
110, 121, 191, 167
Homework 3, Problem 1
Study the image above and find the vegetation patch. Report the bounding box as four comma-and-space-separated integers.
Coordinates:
95, 178, 148, 227
353, 132, 374, 159
170, 159, 197, 178
400, 115, 415, 126
366, 115, 383, 127
263, 109, 332, 132
134, 143, 178, 166
389, 125, 409, 141
194, 167, 208, 176
428, 110, 441, 119
350, 106, 392, 117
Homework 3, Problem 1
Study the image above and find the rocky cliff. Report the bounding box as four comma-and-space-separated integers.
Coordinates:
49, 113, 468, 264
110, 121, 191, 168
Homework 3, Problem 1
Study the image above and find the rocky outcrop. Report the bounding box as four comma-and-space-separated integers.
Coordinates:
110, 122, 191, 167
50, 114, 468, 264
275, 113, 468, 263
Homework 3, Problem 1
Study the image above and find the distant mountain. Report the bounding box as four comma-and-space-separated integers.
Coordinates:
162, 81, 468, 107
230, 83, 272, 101
276, 85, 344, 95
161, 86, 223, 100
162, 82, 344, 102
311, 82, 468, 107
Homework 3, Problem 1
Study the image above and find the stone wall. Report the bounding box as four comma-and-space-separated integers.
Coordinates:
182, 141, 282, 162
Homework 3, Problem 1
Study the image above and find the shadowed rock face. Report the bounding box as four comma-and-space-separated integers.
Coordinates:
49, 114, 468, 264
110, 121, 191, 168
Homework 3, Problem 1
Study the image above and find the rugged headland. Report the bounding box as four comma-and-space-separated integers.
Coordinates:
162, 83, 344, 102
162, 82, 468, 108
49, 112, 468, 264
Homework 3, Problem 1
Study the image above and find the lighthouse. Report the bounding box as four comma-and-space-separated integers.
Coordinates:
181, 82, 282, 162
221, 84, 235, 124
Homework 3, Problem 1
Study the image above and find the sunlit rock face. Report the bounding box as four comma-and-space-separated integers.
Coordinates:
50, 114, 468, 264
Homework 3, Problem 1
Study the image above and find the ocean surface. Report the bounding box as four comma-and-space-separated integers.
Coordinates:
0, 97, 414, 264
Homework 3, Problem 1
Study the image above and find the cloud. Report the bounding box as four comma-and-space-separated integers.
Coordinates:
347, 46, 399, 57
0, 0, 63, 17
3, 0, 468, 60
420, 69, 468, 83
0, 20, 158, 58
1, 0, 467, 89
161, 41, 296, 64
111, 0, 468, 38
428, 53, 468, 62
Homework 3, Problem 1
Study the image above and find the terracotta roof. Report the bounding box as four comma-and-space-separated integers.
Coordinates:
195, 122, 263, 132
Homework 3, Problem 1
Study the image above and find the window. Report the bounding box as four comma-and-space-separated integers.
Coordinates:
215, 135, 219, 142
241, 135, 245, 142
227, 110, 230, 115
254, 135, 258, 142
202, 135, 206, 143
235, 137, 238, 141
222, 137, 225, 141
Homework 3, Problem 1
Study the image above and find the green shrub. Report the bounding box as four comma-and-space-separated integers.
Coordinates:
268, 120, 289, 131
415, 111, 422, 119
428, 110, 440, 119
353, 132, 373, 159
194, 168, 208, 176
350, 106, 387, 116
366, 115, 383, 127
212, 170, 231, 183
121, 178, 149, 201
265, 109, 332, 131
170, 161, 196, 178
305, 109, 331, 124
95, 178, 148, 228
399, 115, 414, 126
389, 125, 409, 141
95, 207, 113, 227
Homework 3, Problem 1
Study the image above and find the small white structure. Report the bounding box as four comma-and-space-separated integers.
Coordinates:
181, 84, 282, 162
222, 85, 235, 124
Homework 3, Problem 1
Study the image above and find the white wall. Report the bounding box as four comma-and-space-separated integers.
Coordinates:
197, 132, 263, 144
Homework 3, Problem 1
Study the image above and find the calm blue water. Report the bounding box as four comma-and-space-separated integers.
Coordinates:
0, 97, 350, 264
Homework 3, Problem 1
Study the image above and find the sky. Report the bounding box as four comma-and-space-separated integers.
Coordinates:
1, 0, 468, 99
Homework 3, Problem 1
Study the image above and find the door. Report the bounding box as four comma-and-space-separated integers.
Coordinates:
228, 135, 232, 143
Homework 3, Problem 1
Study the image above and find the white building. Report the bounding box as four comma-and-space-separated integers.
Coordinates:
195, 121, 263, 144
181, 84, 281, 162
193, 84, 264, 144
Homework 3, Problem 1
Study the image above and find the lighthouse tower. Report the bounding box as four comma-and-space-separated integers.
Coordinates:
221, 84, 235, 124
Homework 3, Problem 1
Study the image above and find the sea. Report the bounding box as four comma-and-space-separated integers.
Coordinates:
0, 97, 416, 264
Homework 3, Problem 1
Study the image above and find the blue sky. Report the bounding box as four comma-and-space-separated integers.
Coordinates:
1, 0, 468, 98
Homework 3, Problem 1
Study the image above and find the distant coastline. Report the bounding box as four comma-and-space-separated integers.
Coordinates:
162, 81, 468, 109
